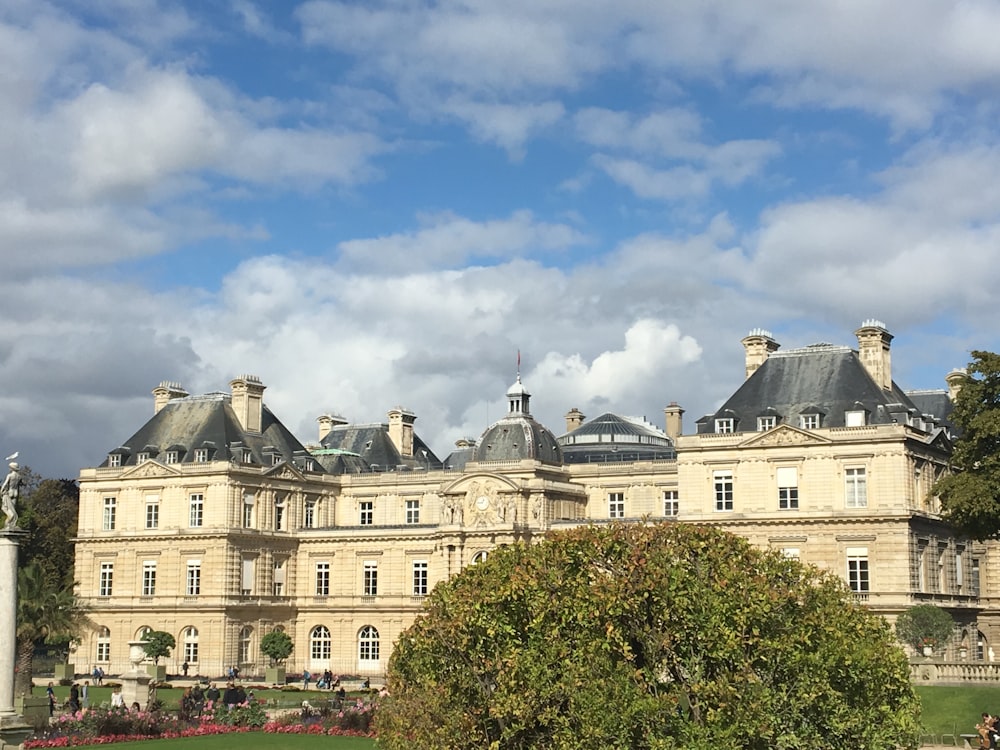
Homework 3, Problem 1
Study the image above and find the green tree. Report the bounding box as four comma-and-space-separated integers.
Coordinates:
141, 631, 176, 664
895, 605, 955, 653
260, 630, 293, 665
15, 562, 90, 696
377, 523, 920, 750
20, 477, 80, 588
935, 351, 1000, 539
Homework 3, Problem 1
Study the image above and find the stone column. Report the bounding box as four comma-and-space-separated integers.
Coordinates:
0, 527, 31, 747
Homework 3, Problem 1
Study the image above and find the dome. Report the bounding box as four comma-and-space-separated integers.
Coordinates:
473, 374, 564, 464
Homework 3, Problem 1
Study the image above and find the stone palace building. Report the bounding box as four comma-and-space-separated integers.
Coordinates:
73, 320, 989, 678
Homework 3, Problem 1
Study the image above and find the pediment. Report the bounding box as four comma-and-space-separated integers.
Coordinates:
739, 424, 832, 448
441, 472, 519, 496
120, 461, 183, 479
264, 462, 305, 481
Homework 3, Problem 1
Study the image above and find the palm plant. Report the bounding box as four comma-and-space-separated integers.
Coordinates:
15, 562, 90, 696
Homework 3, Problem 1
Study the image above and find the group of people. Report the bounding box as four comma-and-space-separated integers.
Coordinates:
179, 681, 253, 718
90, 666, 105, 685
976, 712, 1000, 749
46, 681, 92, 716
316, 670, 339, 689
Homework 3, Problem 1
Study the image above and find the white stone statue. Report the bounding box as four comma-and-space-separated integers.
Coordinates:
0, 461, 21, 529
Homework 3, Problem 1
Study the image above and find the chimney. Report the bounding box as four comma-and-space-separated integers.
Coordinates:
664, 402, 685, 441
230, 375, 266, 433
317, 414, 348, 441
387, 407, 416, 458
741, 329, 780, 379
945, 368, 968, 403
152, 381, 188, 414
565, 408, 585, 433
855, 320, 893, 391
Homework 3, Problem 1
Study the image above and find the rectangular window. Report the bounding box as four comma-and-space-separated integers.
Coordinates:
799, 414, 820, 429
96, 638, 110, 663
956, 548, 964, 592
757, 416, 776, 431
938, 545, 947, 593
972, 559, 981, 596
846, 548, 870, 593
776, 467, 799, 510
845, 467, 868, 508
145, 496, 159, 529
271, 453, 282, 466
164, 451, 178, 464
781, 548, 800, 559
99, 562, 114, 597
663, 490, 679, 518
715, 418, 735, 433
103, 497, 116, 531
194, 448, 209, 462
714, 471, 734, 511
360, 500, 374, 526
413, 561, 428, 596
406, 499, 420, 525
315, 562, 330, 596
273, 560, 285, 596
189, 493, 204, 527
141, 561, 156, 596
241, 557, 255, 596
608, 492, 625, 519
108, 454, 121, 468
136, 453, 149, 465
184, 639, 198, 664
363, 560, 378, 596
845, 410, 866, 427
304, 500, 316, 529
274, 500, 285, 530
186, 561, 201, 596
243, 493, 254, 528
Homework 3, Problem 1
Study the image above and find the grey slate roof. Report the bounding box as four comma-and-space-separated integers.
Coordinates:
101, 393, 320, 471
474, 415, 564, 464
696, 343, 949, 434
317, 423, 443, 474
558, 412, 675, 463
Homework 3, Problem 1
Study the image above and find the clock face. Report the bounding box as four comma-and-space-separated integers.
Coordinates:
476, 495, 490, 511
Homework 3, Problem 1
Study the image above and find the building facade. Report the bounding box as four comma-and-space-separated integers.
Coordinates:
74, 322, 991, 678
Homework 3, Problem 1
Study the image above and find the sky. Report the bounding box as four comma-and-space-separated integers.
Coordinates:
3, 0, 1000, 479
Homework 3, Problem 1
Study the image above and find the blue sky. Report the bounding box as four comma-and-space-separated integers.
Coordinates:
3, 0, 1000, 478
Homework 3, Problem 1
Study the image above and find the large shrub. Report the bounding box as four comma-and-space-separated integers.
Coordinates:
377, 522, 920, 750
895, 604, 955, 652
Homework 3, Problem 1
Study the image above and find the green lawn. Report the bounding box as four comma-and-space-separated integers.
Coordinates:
915, 685, 1000, 738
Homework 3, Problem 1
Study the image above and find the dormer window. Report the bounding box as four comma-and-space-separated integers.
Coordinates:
272, 454, 282, 466
164, 451, 178, 464
137, 453, 149, 465
194, 448, 209, 462
715, 418, 735, 434
108, 454, 121, 468
757, 416, 776, 431
845, 410, 867, 427
799, 414, 821, 430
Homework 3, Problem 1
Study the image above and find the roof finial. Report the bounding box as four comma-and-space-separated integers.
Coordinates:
517, 349, 521, 379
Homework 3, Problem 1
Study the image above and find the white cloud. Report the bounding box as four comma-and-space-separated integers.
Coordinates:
335, 210, 589, 273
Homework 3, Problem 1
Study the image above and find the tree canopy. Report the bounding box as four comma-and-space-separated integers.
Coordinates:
935, 351, 1000, 539
895, 604, 955, 652
260, 630, 293, 664
142, 631, 176, 664
376, 522, 920, 750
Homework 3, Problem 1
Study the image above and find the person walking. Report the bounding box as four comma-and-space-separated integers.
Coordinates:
46, 683, 55, 716
81, 681, 90, 709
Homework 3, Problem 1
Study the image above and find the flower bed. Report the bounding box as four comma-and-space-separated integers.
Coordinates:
25, 699, 375, 748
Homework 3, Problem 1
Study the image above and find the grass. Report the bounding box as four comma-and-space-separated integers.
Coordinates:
916, 685, 1000, 738
94, 735, 374, 749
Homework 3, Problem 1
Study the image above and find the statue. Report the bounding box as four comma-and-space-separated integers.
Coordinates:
0, 461, 20, 529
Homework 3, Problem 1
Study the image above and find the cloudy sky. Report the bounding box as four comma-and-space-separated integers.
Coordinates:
3, 0, 1000, 478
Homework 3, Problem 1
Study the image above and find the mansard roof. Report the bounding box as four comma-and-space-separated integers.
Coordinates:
101, 392, 318, 470
697, 343, 930, 433
558, 412, 675, 463
317, 423, 443, 474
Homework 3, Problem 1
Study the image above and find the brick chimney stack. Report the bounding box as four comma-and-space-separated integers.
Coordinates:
388, 407, 416, 458
741, 329, 780, 380
564, 408, 585, 433
152, 381, 189, 414
230, 375, 266, 433
855, 320, 893, 391
664, 402, 685, 441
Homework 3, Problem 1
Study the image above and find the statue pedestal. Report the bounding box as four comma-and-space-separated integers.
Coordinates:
121, 642, 152, 710
0, 528, 30, 748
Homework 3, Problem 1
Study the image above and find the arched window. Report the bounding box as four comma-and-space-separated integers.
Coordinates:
239, 626, 253, 664
310, 625, 331, 661
471, 550, 488, 565
183, 627, 199, 664
135, 626, 152, 640
96, 627, 111, 663
358, 625, 379, 666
